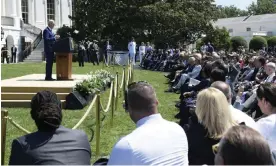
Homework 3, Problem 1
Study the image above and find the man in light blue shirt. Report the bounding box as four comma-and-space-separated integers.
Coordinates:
108, 82, 188, 165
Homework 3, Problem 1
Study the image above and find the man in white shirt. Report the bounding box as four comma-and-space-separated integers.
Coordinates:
255, 83, 276, 152
211, 81, 257, 129
108, 82, 188, 165
128, 37, 137, 65
139, 42, 146, 64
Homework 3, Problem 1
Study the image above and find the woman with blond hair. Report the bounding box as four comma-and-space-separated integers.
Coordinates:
183, 87, 236, 165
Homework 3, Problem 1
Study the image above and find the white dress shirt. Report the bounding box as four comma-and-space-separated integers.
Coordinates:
139, 46, 146, 54
108, 114, 188, 165
128, 41, 136, 53
256, 114, 276, 152
229, 105, 257, 129
264, 73, 275, 83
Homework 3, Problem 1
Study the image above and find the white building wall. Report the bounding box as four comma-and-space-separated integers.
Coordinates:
214, 17, 276, 46
1, 0, 72, 63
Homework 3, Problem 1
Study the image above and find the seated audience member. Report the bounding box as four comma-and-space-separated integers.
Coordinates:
108, 82, 188, 165
256, 83, 276, 152
211, 81, 257, 129
183, 88, 236, 165
9, 91, 91, 165
264, 62, 276, 82
172, 54, 202, 91
214, 126, 273, 165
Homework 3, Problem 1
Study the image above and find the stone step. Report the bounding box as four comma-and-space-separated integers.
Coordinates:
1, 92, 68, 100
1, 86, 73, 93
1, 100, 66, 108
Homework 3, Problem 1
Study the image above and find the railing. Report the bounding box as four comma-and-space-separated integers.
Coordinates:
1, 63, 134, 164
20, 31, 43, 62
23, 24, 42, 36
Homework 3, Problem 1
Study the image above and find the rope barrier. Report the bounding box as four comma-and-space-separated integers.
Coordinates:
99, 81, 114, 113
72, 95, 97, 129
6, 117, 31, 134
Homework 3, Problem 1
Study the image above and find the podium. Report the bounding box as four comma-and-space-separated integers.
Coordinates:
53, 37, 74, 80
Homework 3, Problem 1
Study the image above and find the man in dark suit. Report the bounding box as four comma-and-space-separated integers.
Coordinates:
9, 91, 91, 165
1, 45, 9, 64
43, 20, 60, 81
11, 45, 17, 63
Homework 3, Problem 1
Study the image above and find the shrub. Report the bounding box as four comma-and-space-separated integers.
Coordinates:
74, 70, 114, 96
267, 36, 276, 48
230, 36, 247, 51
249, 36, 268, 51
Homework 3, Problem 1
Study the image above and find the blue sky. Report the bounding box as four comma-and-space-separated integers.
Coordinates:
215, 0, 257, 10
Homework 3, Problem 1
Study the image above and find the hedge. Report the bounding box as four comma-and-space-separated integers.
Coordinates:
249, 36, 268, 51
230, 36, 247, 51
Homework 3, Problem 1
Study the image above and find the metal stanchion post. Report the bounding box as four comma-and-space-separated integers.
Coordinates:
95, 95, 100, 158
1, 109, 8, 165
123, 67, 126, 91
110, 80, 115, 127
115, 72, 119, 110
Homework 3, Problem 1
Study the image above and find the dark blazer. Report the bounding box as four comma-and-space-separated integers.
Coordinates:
11, 47, 17, 55
9, 126, 91, 165
183, 115, 220, 165
43, 27, 56, 53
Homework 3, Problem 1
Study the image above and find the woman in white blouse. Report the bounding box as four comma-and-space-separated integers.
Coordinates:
139, 42, 146, 64
256, 83, 276, 152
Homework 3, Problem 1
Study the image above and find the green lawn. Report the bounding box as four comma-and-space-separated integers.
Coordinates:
1, 62, 179, 164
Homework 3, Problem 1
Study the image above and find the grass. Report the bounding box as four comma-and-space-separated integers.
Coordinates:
1, 62, 179, 164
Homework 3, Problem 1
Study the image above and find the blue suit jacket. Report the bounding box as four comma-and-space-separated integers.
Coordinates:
43, 27, 56, 54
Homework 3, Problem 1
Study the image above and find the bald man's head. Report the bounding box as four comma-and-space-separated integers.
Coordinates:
211, 81, 231, 103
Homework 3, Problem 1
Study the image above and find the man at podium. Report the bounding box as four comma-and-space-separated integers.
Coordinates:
43, 20, 60, 81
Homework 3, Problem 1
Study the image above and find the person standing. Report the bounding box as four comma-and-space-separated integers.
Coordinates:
11, 44, 17, 63
1, 45, 9, 64
91, 40, 99, 65
43, 20, 60, 81
105, 40, 112, 65
139, 42, 146, 64
146, 42, 152, 53
78, 41, 85, 67
86, 41, 92, 63
128, 37, 136, 65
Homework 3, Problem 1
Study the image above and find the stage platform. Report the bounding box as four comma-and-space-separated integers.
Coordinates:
1, 74, 89, 108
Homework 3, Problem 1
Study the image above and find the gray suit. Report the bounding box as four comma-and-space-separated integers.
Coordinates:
9, 126, 91, 165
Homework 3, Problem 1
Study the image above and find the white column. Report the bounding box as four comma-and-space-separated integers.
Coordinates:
17, 0, 22, 18
55, 0, 61, 27
6, 0, 17, 17
1, 0, 6, 16
28, 0, 34, 25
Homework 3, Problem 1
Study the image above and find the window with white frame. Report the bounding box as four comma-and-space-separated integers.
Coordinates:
21, 0, 28, 23
47, 0, 55, 21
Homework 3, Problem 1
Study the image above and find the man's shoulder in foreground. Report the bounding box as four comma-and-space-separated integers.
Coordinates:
230, 105, 257, 129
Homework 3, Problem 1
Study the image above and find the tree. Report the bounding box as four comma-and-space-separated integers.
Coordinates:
230, 36, 248, 51
248, 0, 276, 15
267, 36, 276, 48
70, 0, 218, 49
201, 27, 231, 50
217, 5, 248, 18
249, 36, 268, 50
